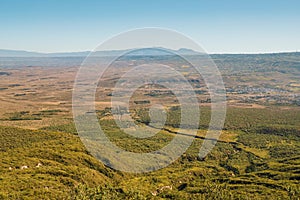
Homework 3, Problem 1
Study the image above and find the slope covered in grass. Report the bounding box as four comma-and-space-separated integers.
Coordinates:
0, 126, 118, 199
0, 106, 299, 199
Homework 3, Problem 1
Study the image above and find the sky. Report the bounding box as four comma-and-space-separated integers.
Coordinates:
0, 0, 300, 53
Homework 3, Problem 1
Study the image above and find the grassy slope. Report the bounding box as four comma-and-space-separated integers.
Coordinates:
0, 126, 118, 199
0, 106, 299, 199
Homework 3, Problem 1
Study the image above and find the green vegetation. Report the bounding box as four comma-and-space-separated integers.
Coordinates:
0, 106, 298, 199
6, 111, 42, 121
0, 126, 118, 199
1, 110, 67, 121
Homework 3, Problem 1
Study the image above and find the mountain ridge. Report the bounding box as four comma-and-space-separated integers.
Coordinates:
0, 48, 201, 57
1, 48, 299, 57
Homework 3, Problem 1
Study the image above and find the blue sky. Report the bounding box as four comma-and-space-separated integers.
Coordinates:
1, 0, 299, 53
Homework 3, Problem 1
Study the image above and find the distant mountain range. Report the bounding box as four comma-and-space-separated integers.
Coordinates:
0, 48, 202, 57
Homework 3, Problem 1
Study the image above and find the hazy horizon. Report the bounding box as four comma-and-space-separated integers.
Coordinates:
0, 48, 299, 55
